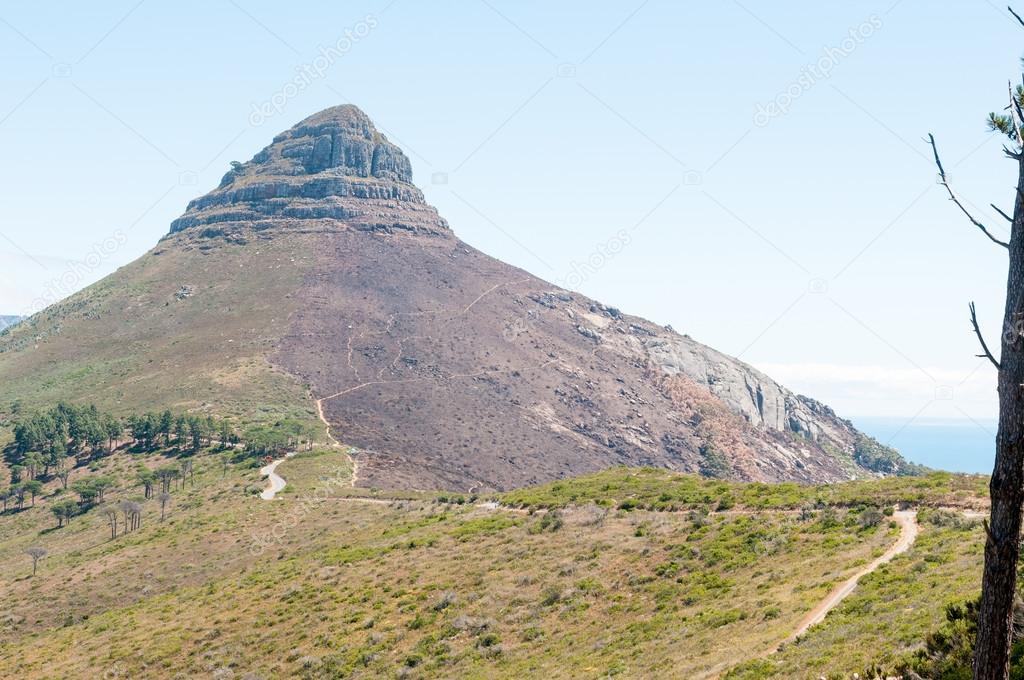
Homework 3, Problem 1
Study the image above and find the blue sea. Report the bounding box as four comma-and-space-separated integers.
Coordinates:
853, 417, 997, 474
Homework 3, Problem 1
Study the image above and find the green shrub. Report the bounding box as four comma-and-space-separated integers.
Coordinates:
540, 586, 561, 606
477, 633, 500, 648
521, 627, 543, 642
859, 507, 884, 528
531, 510, 564, 534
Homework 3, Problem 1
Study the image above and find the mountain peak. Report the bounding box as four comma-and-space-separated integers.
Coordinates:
168, 105, 445, 237
3, 102, 921, 493
290, 103, 375, 131
264, 104, 413, 182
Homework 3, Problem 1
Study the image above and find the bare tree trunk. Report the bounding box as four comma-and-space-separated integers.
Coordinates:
975, 158, 1024, 679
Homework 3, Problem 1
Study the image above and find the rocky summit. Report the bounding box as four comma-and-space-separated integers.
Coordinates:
169, 105, 448, 237
0, 105, 917, 491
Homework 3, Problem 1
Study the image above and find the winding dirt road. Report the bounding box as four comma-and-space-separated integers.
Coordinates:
315, 395, 359, 486
257, 396, 360, 501
695, 509, 920, 680
778, 509, 919, 648
253, 447, 926, 677
258, 452, 298, 500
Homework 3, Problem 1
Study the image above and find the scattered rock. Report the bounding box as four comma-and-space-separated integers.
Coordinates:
0, 612, 24, 626
453, 615, 493, 633
316, 566, 341, 579
528, 292, 559, 309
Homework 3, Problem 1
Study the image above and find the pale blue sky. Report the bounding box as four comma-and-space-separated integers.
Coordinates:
0, 0, 1019, 425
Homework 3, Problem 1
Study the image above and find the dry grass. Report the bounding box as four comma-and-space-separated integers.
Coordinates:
0, 232, 321, 433
0, 455, 988, 679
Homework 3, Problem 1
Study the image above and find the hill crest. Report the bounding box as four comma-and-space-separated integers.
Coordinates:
169, 105, 448, 238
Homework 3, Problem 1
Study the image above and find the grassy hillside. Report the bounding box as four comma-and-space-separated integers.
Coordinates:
0, 449, 987, 679
0, 232, 320, 433
725, 508, 984, 678
502, 466, 989, 512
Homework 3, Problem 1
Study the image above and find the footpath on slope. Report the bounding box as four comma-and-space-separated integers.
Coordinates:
257, 396, 361, 501
253, 467, 976, 680
695, 509, 921, 680
315, 395, 360, 486
779, 509, 919, 646
258, 452, 297, 500
251, 454, 957, 679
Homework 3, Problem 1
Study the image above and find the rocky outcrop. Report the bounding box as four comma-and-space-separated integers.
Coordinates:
168, 105, 449, 237
644, 335, 852, 448
259, 105, 413, 181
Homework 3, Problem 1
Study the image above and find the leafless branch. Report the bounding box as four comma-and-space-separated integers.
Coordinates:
928, 134, 1011, 248
992, 203, 1014, 222
971, 301, 1002, 370
1009, 5, 1024, 28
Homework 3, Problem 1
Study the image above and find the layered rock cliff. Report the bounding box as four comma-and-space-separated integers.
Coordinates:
169, 106, 449, 236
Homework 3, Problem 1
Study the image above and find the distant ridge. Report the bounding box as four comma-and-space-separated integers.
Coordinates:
0, 316, 23, 332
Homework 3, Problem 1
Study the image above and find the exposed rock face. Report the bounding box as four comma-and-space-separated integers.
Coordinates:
73, 104, 916, 491
169, 106, 449, 237
645, 336, 850, 446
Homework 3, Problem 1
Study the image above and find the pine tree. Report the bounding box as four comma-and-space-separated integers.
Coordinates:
930, 17, 1024, 675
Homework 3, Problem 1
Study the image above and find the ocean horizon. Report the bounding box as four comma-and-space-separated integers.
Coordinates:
853, 416, 996, 475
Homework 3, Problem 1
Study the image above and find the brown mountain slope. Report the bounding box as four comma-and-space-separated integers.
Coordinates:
0, 105, 915, 491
